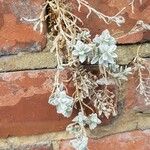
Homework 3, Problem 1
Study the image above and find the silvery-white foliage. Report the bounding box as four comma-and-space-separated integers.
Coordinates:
91, 44, 117, 67
72, 112, 88, 126
70, 136, 88, 150
48, 87, 74, 118
98, 44, 117, 66
93, 29, 116, 46
72, 40, 92, 63
77, 30, 91, 41
91, 30, 117, 67
66, 123, 82, 137
109, 64, 119, 72
87, 113, 101, 130
113, 67, 132, 80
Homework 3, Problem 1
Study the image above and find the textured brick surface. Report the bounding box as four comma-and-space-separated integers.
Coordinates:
70, 0, 150, 44
60, 130, 150, 150
0, 51, 57, 72
116, 43, 150, 65
0, 0, 46, 56
0, 69, 76, 137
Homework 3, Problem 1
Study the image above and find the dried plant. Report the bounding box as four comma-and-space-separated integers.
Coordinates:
26, 0, 149, 149
76, 0, 126, 26
129, 0, 143, 13
44, 1, 132, 149
47, 28, 132, 149
116, 20, 150, 40
133, 47, 150, 105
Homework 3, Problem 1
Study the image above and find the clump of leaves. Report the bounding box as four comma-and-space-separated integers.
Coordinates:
48, 84, 74, 117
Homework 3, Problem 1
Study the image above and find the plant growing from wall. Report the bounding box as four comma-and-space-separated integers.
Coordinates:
133, 46, 150, 105
25, 0, 150, 149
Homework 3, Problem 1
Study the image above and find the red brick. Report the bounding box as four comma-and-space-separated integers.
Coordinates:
117, 32, 144, 44
60, 130, 150, 150
0, 0, 46, 56
70, 0, 150, 44
0, 69, 76, 137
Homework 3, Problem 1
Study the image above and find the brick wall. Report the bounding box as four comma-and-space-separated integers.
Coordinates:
0, 0, 150, 150
71, 0, 150, 43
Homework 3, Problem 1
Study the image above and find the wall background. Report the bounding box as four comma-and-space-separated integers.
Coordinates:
0, 0, 149, 149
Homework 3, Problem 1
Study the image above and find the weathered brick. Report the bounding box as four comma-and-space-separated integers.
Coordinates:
0, 0, 46, 56
70, 0, 150, 44
60, 130, 150, 150
0, 69, 76, 137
